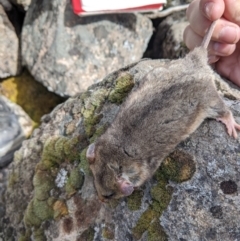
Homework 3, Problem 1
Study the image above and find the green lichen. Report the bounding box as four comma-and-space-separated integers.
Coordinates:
132, 208, 156, 240
42, 136, 63, 163
65, 181, 76, 196
132, 150, 195, 240
90, 125, 108, 143
24, 200, 43, 227
65, 168, 84, 196
7, 170, 18, 188
69, 168, 84, 189
132, 188, 170, 240
102, 226, 115, 240
79, 227, 95, 241
33, 170, 55, 199
82, 89, 107, 137
132, 175, 171, 239
127, 190, 143, 211
151, 186, 172, 214
62, 136, 81, 162
161, 150, 196, 182
148, 220, 168, 241
23, 135, 86, 238
41, 136, 80, 166
32, 199, 54, 221
35, 136, 82, 173
108, 73, 134, 104
89, 88, 108, 107
18, 229, 31, 241
47, 197, 56, 206
79, 148, 91, 175
32, 228, 46, 241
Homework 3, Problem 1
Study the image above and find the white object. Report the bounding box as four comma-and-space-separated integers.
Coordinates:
72, 0, 166, 16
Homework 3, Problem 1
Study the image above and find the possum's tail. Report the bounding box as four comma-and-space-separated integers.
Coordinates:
201, 20, 218, 49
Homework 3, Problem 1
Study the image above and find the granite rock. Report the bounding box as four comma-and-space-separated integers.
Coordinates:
153, 10, 189, 59
0, 4, 20, 78
160, 99, 240, 241
1, 56, 240, 240
9, 0, 31, 11
21, 0, 153, 97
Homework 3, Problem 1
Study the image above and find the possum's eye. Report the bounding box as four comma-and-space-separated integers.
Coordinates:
102, 192, 115, 199
107, 163, 120, 173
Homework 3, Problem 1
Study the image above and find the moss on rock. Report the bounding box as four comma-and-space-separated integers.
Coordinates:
90, 125, 108, 143
32, 199, 54, 221
32, 228, 46, 241
24, 200, 43, 227
0, 69, 65, 127
108, 73, 134, 104
68, 168, 84, 189
23, 135, 86, 238
18, 229, 31, 241
127, 190, 143, 211
161, 150, 196, 182
79, 148, 91, 175
78, 227, 95, 241
33, 170, 55, 200
132, 208, 156, 240
102, 226, 115, 240
65, 168, 84, 196
132, 150, 195, 240
7, 170, 19, 189
82, 89, 107, 137
148, 220, 168, 241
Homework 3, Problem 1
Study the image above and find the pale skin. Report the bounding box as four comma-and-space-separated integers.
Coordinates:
183, 0, 240, 86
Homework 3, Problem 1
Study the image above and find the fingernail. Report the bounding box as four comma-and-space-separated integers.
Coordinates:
213, 42, 221, 52
208, 55, 219, 63
219, 26, 239, 42
213, 42, 236, 56
205, 3, 214, 19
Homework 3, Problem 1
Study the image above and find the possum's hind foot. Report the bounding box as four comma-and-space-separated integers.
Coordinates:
217, 111, 240, 139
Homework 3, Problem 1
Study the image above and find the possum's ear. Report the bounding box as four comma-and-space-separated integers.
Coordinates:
86, 143, 96, 164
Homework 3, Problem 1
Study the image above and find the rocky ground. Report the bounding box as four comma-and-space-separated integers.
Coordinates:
2, 0, 240, 240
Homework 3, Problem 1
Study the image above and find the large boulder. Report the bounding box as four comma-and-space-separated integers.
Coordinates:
0, 4, 20, 78
1, 55, 240, 240
152, 10, 189, 59
21, 0, 153, 97
9, 0, 31, 11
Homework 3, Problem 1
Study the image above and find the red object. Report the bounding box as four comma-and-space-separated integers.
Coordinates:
72, 0, 164, 16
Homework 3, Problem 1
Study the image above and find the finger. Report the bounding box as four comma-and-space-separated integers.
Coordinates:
187, 0, 224, 23
210, 42, 236, 56
198, 0, 225, 21
183, 25, 202, 50
187, 17, 240, 44
183, 24, 236, 55
215, 47, 240, 86
223, 0, 240, 25
212, 19, 240, 44
187, 0, 240, 44
208, 55, 220, 63
186, 0, 207, 34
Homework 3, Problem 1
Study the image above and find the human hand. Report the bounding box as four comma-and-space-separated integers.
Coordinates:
183, 0, 240, 86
